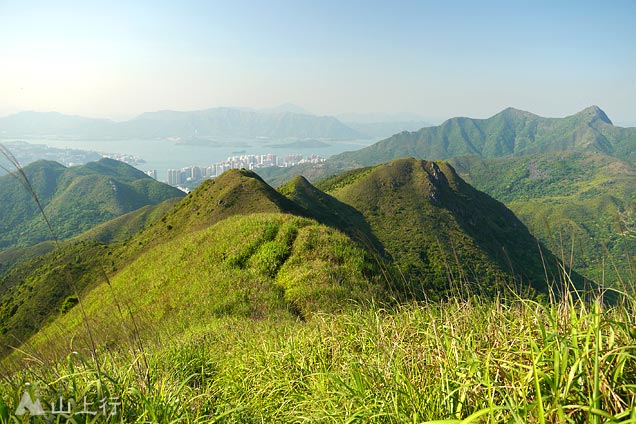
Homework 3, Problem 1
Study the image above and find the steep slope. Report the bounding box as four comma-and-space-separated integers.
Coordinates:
330, 106, 636, 167
0, 213, 386, 362
449, 152, 636, 283
153, 168, 309, 237
0, 169, 311, 357
315, 158, 563, 297
0, 198, 180, 277
278, 175, 386, 255
0, 158, 184, 250
3, 212, 384, 363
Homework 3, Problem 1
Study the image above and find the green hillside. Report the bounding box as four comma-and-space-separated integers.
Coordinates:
74, 198, 181, 245
0, 158, 184, 250
0, 198, 179, 278
156, 168, 307, 236
256, 106, 636, 187
0, 169, 308, 357
449, 152, 636, 283
278, 175, 386, 255
331, 106, 636, 167
0, 160, 563, 362
255, 107, 636, 286
5, 213, 384, 364
312, 158, 566, 297
0, 160, 630, 423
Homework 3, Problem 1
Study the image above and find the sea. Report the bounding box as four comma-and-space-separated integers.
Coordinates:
1, 137, 377, 182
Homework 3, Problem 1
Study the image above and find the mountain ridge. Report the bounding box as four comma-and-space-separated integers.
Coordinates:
309, 158, 567, 296
0, 108, 366, 140
0, 158, 184, 250
0, 158, 568, 359
329, 105, 635, 167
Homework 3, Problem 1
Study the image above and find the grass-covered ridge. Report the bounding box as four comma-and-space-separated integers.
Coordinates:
255, 107, 636, 287
314, 158, 568, 296
4, 213, 385, 366
0, 168, 312, 355
2, 158, 575, 361
0, 148, 634, 422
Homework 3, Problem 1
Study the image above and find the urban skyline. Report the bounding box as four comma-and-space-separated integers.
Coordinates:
161, 152, 324, 187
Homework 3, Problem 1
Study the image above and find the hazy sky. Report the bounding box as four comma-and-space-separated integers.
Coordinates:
1, 0, 635, 125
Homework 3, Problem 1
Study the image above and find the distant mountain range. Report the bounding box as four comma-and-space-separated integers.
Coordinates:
0, 108, 368, 141
331, 106, 636, 165
257, 105, 636, 186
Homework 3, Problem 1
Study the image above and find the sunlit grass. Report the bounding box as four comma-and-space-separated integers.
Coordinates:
1, 289, 635, 422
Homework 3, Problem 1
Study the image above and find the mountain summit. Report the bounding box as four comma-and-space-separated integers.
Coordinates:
309, 158, 564, 296
577, 105, 613, 125
330, 106, 634, 166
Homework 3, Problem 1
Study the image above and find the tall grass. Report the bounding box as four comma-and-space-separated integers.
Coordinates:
0, 288, 634, 422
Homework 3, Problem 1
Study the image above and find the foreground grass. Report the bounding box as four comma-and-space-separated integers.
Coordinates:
1, 291, 635, 423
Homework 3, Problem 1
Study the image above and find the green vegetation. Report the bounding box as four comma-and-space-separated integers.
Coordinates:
0, 198, 182, 353
0, 169, 306, 357
449, 152, 636, 283
1, 213, 384, 365
1, 290, 634, 422
331, 106, 636, 167
313, 158, 568, 296
0, 158, 184, 250
256, 107, 636, 289
258, 105, 636, 187
0, 159, 570, 362
1, 146, 634, 421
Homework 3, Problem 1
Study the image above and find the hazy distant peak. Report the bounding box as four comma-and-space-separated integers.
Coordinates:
495, 107, 539, 120
577, 105, 612, 125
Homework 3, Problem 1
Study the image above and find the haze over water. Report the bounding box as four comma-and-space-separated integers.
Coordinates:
7, 136, 377, 181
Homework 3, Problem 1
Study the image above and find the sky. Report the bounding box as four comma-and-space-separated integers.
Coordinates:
1, 0, 635, 125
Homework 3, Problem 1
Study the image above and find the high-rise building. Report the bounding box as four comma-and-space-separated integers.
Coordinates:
167, 169, 181, 186
191, 166, 202, 180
